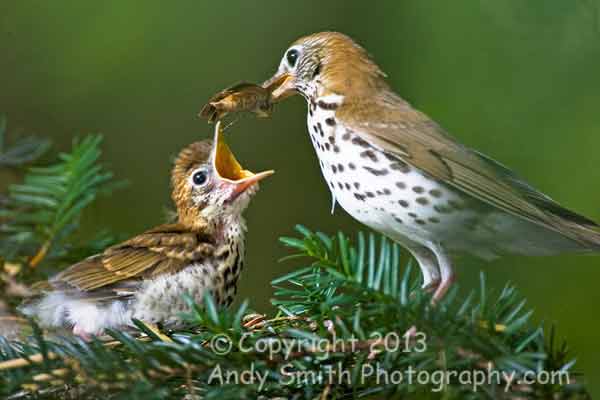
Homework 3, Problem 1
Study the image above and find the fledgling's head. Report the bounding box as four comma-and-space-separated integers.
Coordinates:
171, 122, 273, 228
264, 32, 389, 102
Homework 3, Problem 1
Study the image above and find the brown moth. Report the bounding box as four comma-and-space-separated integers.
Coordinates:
199, 82, 274, 123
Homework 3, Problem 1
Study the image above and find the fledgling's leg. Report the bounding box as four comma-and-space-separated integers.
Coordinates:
72, 325, 93, 341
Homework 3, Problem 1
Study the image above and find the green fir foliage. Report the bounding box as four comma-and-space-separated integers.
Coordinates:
0, 225, 589, 399
0, 118, 120, 286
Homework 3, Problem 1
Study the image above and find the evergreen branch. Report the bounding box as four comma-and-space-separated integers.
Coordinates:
0, 226, 590, 399
0, 134, 118, 271
0, 116, 51, 168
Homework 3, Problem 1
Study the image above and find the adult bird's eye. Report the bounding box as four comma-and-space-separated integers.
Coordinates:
286, 49, 299, 67
192, 170, 208, 186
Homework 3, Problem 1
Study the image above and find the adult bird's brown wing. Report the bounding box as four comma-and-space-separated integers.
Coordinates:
51, 223, 215, 293
337, 95, 600, 248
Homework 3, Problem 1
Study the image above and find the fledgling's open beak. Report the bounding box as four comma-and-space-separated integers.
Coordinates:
211, 121, 274, 200
263, 72, 297, 103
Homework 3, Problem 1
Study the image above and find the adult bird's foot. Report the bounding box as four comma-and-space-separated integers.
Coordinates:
422, 279, 441, 294
431, 274, 455, 305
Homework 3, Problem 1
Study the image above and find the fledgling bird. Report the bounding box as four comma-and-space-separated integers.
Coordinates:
199, 82, 273, 123
21, 122, 273, 337
263, 31, 600, 302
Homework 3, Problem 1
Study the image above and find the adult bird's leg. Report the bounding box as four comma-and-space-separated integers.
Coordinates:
409, 245, 441, 293
402, 245, 441, 340
402, 243, 457, 341
427, 242, 455, 304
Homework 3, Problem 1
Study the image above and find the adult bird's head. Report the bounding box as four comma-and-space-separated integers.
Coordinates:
171, 121, 274, 229
264, 32, 390, 103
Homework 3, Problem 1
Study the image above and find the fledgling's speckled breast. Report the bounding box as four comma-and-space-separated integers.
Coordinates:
132, 224, 245, 326
132, 261, 216, 325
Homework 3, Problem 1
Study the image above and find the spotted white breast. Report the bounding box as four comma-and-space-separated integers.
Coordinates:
306, 95, 474, 243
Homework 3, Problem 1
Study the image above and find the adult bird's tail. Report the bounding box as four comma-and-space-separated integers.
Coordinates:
538, 199, 600, 252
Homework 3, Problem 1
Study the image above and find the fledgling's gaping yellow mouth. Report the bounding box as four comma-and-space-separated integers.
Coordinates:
212, 121, 274, 188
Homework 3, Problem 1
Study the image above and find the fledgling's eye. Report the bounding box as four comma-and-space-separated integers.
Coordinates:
286, 48, 299, 68
191, 169, 208, 186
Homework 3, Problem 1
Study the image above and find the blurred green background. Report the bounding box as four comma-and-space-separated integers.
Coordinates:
1, 0, 599, 394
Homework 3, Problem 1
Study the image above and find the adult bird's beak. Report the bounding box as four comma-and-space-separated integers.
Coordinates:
263, 72, 297, 103
211, 121, 274, 201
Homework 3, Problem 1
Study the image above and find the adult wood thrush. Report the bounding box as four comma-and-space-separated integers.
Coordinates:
263, 32, 600, 302
21, 122, 273, 337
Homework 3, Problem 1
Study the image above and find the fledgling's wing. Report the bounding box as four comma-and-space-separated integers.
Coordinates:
51, 223, 215, 293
